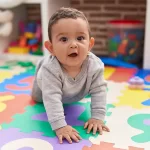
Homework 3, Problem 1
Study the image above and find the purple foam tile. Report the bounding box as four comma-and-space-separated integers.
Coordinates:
32, 105, 85, 126
64, 105, 85, 126
0, 128, 92, 150
32, 112, 48, 121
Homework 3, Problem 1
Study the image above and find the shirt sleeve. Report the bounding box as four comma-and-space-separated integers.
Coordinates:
41, 66, 67, 130
89, 63, 107, 121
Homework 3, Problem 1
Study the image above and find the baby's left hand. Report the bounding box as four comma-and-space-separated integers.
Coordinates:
84, 118, 110, 135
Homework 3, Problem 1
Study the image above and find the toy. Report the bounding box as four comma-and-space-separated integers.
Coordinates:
128, 76, 144, 90
8, 21, 43, 55
8, 47, 29, 54
108, 20, 144, 64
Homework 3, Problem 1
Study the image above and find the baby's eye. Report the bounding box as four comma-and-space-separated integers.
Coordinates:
77, 36, 85, 41
60, 37, 68, 42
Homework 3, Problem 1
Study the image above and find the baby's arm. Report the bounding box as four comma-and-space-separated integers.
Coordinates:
41, 66, 66, 130
41, 66, 81, 143
85, 62, 109, 134
89, 63, 107, 121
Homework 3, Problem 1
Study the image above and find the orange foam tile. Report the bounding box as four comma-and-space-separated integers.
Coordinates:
0, 92, 36, 124
82, 142, 144, 150
108, 68, 137, 82
6, 76, 34, 91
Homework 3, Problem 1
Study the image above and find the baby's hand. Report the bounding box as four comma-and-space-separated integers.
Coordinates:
84, 118, 110, 135
55, 125, 82, 144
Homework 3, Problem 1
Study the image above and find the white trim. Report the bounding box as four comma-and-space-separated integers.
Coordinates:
143, 0, 150, 69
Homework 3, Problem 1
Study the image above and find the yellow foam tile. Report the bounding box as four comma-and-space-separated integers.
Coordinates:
0, 95, 15, 112
0, 72, 14, 83
114, 88, 150, 109
104, 67, 116, 79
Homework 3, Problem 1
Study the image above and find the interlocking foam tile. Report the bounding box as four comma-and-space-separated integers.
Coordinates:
32, 104, 86, 126
108, 68, 137, 82
114, 88, 150, 109
0, 73, 34, 94
107, 81, 127, 104
80, 81, 126, 107
82, 142, 144, 150
128, 114, 150, 143
80, 94, 91, 103
0, 94, 15, 112
89, 106, 150, 150
1, 103, 95, 139
0, 60, 35, 71
104, 67, 116, 79
0, 92, 35, 124
0, 61, 5, 66
1, 103, 55, 137
142, 99, 150, 106
0, 71, 15, 83
80, 97, 91, 103
0, 67, 26, 83
1, 60, 150, 149
6, 76, 34, 91
135, 69, 150, 85
2, 102, 114, 140
0, 128, 92, 150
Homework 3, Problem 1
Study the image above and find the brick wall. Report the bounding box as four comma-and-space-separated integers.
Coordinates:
26, 4, 41, 22
71, 0, 146, 55
26, 0, 146, 56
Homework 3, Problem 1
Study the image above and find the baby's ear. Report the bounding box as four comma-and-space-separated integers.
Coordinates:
44, 41, 55, 55
89, 37, 95, 52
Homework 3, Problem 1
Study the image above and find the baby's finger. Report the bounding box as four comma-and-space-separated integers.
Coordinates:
72, 128, 79, 133
71, 134, 79, 143
102, 125, 110, 132
74, 132, 82, 140
93, 124, 98, 135
87, 124, 93, 133
58, 135, 63, 144
84, 122, 88, 129
64, 134, 72, 144
98, 125, 103, 135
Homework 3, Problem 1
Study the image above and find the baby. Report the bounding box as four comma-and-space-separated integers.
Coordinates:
32, 7, 110, 144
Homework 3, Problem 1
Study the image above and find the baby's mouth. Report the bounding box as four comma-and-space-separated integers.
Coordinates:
68, 52, 78, 57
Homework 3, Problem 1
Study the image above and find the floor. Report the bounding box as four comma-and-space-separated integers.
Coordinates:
0, 60, 150, 150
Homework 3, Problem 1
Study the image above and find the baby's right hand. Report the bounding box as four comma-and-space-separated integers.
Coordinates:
55, 125, 82, 144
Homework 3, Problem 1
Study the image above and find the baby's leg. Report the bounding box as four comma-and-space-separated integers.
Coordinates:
32, 77, 43, 102
31, 59, 44, 102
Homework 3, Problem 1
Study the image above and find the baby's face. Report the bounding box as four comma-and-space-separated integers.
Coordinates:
49, 18, 94, 69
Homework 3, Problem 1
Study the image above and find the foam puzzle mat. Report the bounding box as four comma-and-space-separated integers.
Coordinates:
0, 60, 150, 150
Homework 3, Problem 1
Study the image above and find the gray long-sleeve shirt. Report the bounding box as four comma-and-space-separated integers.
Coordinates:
33, 52, 107, 130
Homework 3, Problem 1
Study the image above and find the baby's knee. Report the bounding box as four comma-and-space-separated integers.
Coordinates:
31, 94, 43, 103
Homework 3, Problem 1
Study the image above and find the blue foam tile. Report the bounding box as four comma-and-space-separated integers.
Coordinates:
0, 72, 33, 95
99, 57, 138, 68
142, 99, 150, 106
135, 69, 150, 85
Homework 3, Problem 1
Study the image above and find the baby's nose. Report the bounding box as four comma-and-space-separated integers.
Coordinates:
70, 41, 77, 49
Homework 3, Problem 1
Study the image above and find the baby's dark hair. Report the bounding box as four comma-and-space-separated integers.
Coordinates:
48, 7, 91, 42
